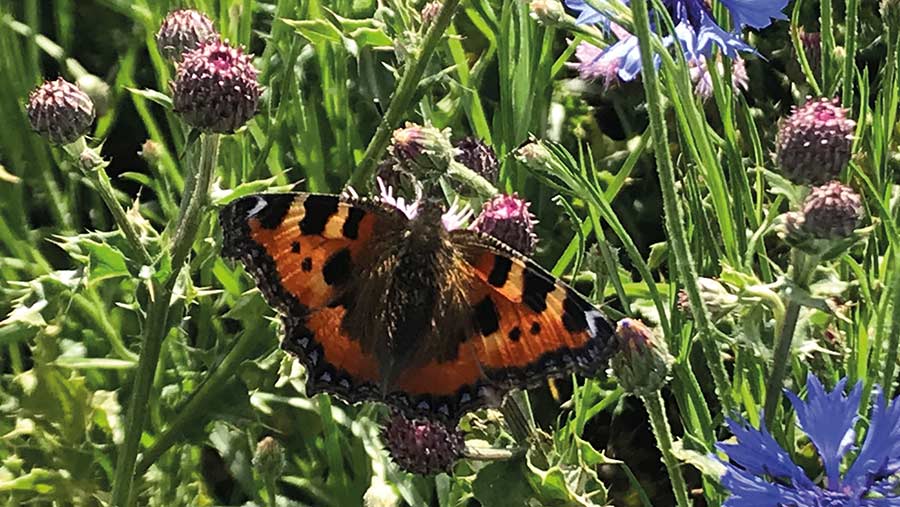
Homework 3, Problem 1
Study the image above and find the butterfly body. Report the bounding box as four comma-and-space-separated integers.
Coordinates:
220, 192, 616, 422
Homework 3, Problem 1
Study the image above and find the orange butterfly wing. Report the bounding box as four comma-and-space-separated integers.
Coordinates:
385, 231, 616, 420
220, 193, 401, 402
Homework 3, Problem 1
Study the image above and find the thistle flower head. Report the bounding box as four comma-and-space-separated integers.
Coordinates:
470, 194, 537, 255
776, 97, 856, 185
172, 40, 260, 133
421, 1, 443, 26
610, 318, 673, 396
453, 137, 499, 185
156, 9, 218, 61
26, 77, 95, 145
690, 55, 749, 100
529, 0, 566, 24
382, 412, 464, 475
716, 374, 900, 506
391, 123, 455, 176
801, 181, 864, 239
252, 436, 285, 479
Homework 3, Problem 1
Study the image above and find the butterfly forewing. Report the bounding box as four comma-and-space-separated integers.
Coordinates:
220, 193, 399, 404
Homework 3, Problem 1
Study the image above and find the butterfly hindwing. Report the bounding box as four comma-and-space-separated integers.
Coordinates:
453, 230, 617, 389
220, 193, 402, 403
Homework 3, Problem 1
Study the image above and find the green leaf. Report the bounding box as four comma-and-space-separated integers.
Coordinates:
51, 357, 136, 370
283, 18, 343, 44
472, 458, 534, 506
125, 87, 173, 109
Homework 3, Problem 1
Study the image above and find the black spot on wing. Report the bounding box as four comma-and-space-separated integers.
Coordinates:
487, 255, 512, 287
253, 194, 296, 230
342, 207, 366, 239
291, 241, 301, 253
322, 248, 353, 286
508, 326, 522, 342
299, 195, 339, 235
562, 290, 590, 333
530, 322, 541, 335
522, 269, 555, 313
473, 297, 500, 336
301, 257, 313, 272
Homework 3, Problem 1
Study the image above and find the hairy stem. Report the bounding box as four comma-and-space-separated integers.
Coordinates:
110, 133, 221, 507
764, 250, 813, 426
641, 392, 692, 507
629, 0, 734, 413
348, 0, 461, 187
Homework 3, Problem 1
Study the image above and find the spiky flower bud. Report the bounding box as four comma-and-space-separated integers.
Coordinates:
529, 0, 566, 24
421, 1, 442, 26
610, 319, 673, 397
775, 97, 855, 185
172, 40, 260, 133
798, 30, 822, 77
139, 140, 165, 166
801, 181, 863, 239
382, 413, 464, 475
26, 77, 95, 145
391, 123, 455, 176
471, 194, 537, 255
514, 140, 557, 172
453, 137, 499, 185
252, 436, 285, 479
156, 9, 218, 62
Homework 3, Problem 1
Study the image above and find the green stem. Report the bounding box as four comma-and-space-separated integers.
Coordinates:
133, 328, 261, 475
446, 160, 498, 198
629, 0, 734, 413
881, 268, 900, 392
265, 476, 278, 507
820, 0, 836, 93
641, 392, 692, 507
63, 138, 153, 266
763, 251, 813, 426
841, 0, 858, 107
110, 133, 221, 507
109, 279, 173, 507
348, 0, 461, 187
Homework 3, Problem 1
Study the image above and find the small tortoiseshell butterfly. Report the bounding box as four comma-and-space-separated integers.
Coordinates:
220, 191, 616, 422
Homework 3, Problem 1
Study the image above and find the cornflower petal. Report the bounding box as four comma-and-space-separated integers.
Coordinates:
717, 418, 814, 488
720, 465, 808, 507
785, 374, 863, 490
718, 0, 789, 29
845, 389, 900, 492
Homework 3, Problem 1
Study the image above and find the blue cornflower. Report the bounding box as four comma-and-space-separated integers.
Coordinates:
565, 0, 787, 81
716, 374, 900, 506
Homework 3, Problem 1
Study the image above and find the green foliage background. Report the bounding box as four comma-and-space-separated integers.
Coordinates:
0, 0, 897, 505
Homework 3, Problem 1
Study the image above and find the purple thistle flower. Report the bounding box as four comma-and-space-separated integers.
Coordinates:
716, 374, 900, 506
565, 0, 787, 81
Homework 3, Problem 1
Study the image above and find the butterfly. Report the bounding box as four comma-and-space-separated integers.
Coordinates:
219, 191, 616, 422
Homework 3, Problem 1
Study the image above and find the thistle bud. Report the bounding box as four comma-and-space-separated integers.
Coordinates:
421, 1, 442, 26
514, 140, 558, 174
382, 412, 464, 475
797, 30, 822, 77
390, 123, 455, 176
471, 194, 537, 255
529, 0, 566, 24
252, 436, 285, 480
172, 40, 261, 133
139, 140, 165, 167
453, 137, 499, 185
26, 77, 95, 145
610, 319, 673, 397
156, 9, 218, 62
775, 97, 855, 185
801, 181, 863, 239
